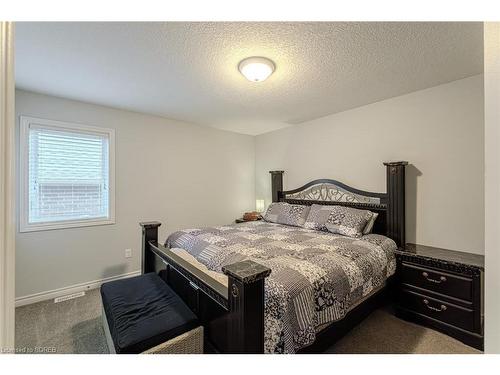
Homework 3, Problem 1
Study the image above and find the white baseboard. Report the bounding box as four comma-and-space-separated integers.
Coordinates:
15, 270, 141, 307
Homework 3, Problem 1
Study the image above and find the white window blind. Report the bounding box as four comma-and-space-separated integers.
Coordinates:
20, 117, 115, 232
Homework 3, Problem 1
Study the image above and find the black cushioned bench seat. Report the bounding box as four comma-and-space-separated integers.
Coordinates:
101, 272, 198, 354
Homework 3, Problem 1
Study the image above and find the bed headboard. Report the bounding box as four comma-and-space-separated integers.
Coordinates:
269, 161, 407, 248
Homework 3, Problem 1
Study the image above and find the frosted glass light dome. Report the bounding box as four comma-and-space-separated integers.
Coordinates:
238, 57, 275, 82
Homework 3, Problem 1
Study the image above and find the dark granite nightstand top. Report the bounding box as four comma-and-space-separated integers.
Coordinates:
396, 243, 484, 270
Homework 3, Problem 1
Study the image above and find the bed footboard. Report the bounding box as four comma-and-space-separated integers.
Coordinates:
222, 259, 271, 353
139, 221, 271, 353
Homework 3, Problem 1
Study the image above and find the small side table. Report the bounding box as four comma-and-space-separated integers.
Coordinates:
235, 217, 262, 224
394, 243, 484, 350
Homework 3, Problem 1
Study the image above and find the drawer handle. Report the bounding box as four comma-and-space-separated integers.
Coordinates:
422, 272, 447, 284
423, 299, 447, 312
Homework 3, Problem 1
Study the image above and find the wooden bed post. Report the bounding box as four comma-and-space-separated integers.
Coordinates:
222, 260, 271, 353
139, 221, 162, 274
269, 170, 284, 203
383, 161, 408, 248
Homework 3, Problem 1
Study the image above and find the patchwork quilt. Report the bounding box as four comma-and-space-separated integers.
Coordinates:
166, 221, 396, 353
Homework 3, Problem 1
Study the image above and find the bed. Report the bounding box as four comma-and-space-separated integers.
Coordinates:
139, 161, 407, 353
166, 221, 396, 353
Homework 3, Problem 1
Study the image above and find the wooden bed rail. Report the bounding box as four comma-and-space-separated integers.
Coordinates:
139, 221, 271, 353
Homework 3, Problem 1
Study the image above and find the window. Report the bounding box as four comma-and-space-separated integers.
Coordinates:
20, 116, 115, 232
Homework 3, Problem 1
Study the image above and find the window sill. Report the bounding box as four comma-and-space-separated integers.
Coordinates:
19, 218, 115, 233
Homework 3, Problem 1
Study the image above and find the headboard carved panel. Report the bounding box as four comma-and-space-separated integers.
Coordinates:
269, 161, 407, 247
283, 181, 385, 205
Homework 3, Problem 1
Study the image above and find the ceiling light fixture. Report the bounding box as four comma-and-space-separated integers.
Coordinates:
238, 57, 275, 82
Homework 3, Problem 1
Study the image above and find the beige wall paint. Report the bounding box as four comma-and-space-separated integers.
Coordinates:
15, 74, 485, 300
256, 75, 484, 254
484, 22, 500, 354
15, 90, 255, 299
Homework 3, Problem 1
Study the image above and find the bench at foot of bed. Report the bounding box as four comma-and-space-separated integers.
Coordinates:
101, 272, 203, 354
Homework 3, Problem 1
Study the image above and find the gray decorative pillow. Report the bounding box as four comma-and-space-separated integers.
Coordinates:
263, 202, 310, 227
303, 204, 335, 231
325, 206, 373, 238
304, 204, 375, 237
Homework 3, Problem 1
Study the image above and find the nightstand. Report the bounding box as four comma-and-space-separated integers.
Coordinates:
235, 217, 262, 223
394, 243, 484, 350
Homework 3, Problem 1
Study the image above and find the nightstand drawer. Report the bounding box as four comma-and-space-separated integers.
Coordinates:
399, 289, 475, 332
401, 262, 473, 301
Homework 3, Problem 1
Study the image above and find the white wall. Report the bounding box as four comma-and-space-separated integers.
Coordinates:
0, 21, 15, 351
15, 90, 255, 299
484, 22, 500, 354
256, 75, 484, 254
15, 75, 486, 300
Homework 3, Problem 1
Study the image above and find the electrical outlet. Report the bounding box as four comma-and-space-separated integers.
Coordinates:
125, 248, 132, 258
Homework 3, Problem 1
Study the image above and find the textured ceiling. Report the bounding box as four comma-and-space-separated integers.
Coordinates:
15, 22, 483, 135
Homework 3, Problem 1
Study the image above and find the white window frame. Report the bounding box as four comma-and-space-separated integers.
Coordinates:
19, 116, 115, 232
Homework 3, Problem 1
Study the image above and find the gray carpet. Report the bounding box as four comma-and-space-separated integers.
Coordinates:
325, 308, 481, 354
15, 289, 108, 354
15, 288, 481, 354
